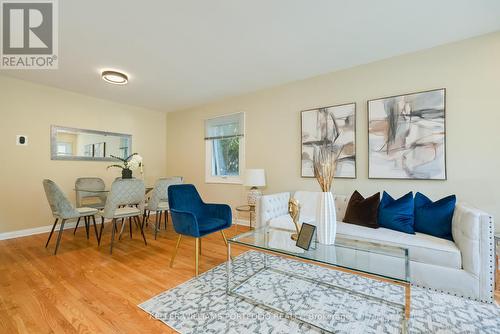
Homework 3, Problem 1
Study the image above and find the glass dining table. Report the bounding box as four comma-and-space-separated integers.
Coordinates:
74, 186, 155, 210
74, 186, 154, 194
73, 185, 156, 241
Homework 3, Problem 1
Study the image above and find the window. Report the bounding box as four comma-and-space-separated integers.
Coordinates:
56, 142, 73, 156
205, 112, 245, 183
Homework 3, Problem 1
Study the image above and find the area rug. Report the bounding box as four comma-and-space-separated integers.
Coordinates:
139, 251, 500, 333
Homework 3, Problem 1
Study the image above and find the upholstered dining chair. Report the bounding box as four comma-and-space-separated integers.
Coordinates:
97, 178, 147, 254
144, 176, 183, 239
168, 184, 232, 276
74, 177, 107, 238
42, 179, 99, 255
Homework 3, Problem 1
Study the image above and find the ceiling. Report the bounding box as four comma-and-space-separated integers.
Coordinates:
2, 0, 500, 112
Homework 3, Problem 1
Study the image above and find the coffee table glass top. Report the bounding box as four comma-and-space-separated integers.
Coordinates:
230, 226, 409, 283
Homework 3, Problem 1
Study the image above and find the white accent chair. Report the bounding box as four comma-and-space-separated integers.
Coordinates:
144, 176, 183, 239
257, 191, 495, 303
98, 179, 147, 254
74, 177, 107, 238
43, 179, 99, 255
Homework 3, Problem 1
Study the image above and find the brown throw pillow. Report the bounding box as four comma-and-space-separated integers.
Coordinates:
343, 191, 380, 228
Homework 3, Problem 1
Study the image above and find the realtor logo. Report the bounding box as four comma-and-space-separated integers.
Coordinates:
1, 0, 58, 69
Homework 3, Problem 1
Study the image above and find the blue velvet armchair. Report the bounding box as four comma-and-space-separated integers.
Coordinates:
168, 184, 232, 275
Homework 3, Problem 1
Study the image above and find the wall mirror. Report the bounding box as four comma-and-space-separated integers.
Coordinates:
51, 126, 132, 161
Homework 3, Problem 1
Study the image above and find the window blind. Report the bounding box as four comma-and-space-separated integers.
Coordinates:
204, 112, 244, 140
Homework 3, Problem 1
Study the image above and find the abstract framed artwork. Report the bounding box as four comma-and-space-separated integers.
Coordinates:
368, 88, 446, 180
301, 103, 356, 178
93, 142, 106, 158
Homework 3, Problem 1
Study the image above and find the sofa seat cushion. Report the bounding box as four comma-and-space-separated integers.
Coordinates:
337, 222, 462, 269
268, 214, 317, 230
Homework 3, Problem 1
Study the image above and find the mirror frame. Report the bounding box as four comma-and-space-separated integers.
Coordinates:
50, 125, 132, 161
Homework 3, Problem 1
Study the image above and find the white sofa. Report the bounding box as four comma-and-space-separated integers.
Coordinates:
256, 191, 495, 303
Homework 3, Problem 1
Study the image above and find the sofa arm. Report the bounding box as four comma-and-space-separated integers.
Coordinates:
452, 203, 495, 302
256, 192, 291, 228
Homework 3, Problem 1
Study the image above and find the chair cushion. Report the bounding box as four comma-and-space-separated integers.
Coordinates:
198, 217, 227, 236
414, 192, 456, 241
145, 201, 169, 211
378, 191, 415, 234
343, 191, 380, 228
77, 207, 99, 215
158, 201, 169, 210
337, 222, 462, 269
106, 206, 141, 218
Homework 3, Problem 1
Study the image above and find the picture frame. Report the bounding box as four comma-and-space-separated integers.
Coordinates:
367, 88, 446, 180
301, 103, 356, 178
93, 142, 106, 158
296, 223, 316, 250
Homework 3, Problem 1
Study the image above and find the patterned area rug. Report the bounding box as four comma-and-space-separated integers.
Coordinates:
139, 251, 500, 333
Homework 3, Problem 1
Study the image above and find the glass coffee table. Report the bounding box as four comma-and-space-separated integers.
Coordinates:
226, 226, 410, 333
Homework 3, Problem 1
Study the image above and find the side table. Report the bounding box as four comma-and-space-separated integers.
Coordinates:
235, 205, 255, 229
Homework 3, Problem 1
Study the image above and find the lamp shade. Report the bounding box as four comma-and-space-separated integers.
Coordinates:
244, 169, 266, 187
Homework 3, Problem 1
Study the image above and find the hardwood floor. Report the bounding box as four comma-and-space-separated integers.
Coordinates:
0, 220, 499, 333
0, 219, 249, 333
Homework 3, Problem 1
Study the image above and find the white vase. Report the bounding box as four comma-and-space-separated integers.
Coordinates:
316, 192, 337, 245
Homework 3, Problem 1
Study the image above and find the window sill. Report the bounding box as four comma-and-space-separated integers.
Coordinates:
205, 177, 243, 185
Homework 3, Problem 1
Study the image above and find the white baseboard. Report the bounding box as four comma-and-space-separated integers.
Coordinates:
1, 218, 247, 241
234, 219, 251, 227
0, 218, 107, 241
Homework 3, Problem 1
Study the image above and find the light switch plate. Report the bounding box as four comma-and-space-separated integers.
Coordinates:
16, 135, 28, 146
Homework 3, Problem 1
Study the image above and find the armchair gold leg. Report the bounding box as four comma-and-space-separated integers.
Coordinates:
199, 238, 202, 255
195, 237, 200, 276
169, 234, 182, 268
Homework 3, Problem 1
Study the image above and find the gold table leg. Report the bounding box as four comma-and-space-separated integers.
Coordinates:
221, 230, 235, 260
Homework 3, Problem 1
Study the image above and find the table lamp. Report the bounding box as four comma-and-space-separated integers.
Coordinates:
244, 169, 266, 206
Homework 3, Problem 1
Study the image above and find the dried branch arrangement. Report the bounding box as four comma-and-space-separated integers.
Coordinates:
313, 144, 337, 192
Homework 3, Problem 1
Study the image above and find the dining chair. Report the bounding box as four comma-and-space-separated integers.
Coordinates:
168, 184, 232, 276
42, 179, 99, 255
74, 177, 107, 238
98, 178, 147, 254
144, 176, 183, 239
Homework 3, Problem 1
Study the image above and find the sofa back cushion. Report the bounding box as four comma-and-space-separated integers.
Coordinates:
343, 191, 380, 228
334, 194, 348, 221
294, 191, 349, 223
414, 192, 456, 241
378, 191, 415, 234
259, 192, 291, 228
293, 191, 320, 223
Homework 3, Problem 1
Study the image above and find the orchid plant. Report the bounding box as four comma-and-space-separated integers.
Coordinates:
107, 153, 143, 173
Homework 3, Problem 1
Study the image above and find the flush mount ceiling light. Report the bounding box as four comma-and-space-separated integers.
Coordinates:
101, 70, 128, 85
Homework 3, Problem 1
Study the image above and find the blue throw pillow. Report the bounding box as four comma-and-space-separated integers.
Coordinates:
414, 192, 456, 241
378, 191, 415, 234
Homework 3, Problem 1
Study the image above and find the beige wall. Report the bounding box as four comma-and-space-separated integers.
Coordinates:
166, 32, 500, 229
0, 76, 167, 233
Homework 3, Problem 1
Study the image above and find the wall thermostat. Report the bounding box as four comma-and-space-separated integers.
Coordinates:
16, 135, 28, 146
